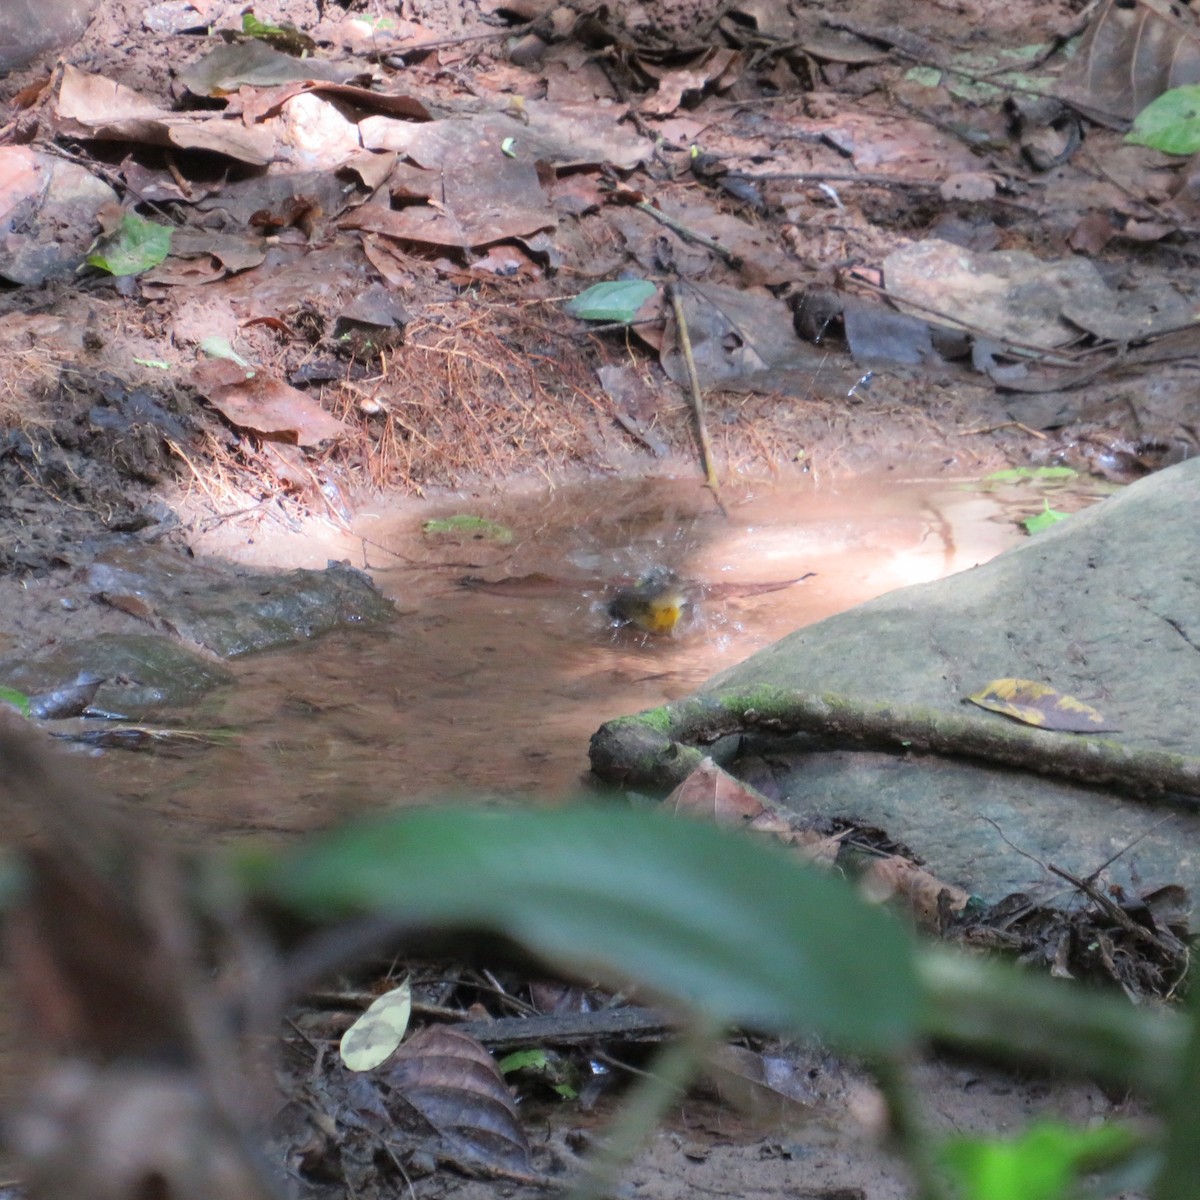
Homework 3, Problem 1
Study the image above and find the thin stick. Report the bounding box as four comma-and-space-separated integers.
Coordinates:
668, 283, 727, 516
958, 419, 1047, 439
383, 21, 531, 60
637, 202, 741, 266
871, 1055, 951, 1200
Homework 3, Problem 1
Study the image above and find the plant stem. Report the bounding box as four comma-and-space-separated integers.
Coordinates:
568, 1019, 720, 1200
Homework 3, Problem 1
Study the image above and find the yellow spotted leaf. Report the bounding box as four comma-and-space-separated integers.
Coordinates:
339, 978, 413, 1072
967, 679, 1118, 732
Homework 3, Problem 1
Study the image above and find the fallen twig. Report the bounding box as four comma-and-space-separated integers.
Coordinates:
637, 202, 741, 266
958, 420, 1047, 439
668, 283, 727, 516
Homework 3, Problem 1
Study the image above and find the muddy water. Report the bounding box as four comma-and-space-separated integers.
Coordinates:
96, 472, 1032, 841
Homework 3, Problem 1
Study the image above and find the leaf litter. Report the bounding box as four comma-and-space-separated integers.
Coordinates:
0, 0, 1196, 1194
1, 0, 1196, 535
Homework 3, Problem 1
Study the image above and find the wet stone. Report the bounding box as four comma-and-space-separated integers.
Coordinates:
0, 633, 234, 716
85, 544, 396, 659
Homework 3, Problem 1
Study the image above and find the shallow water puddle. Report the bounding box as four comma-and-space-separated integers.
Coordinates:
96, 471, 1040, 840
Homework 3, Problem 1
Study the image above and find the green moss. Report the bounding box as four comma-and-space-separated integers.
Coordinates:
630, 705, 676, 734
715, 685, 794, 716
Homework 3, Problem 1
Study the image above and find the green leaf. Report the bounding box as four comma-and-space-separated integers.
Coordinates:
85, 212, 172, 277
0, 686, 30, 717
198, 335, 253, 370
1022, 499, 1069, 535
1030, 466, 1079, 480
422, 515, 513, 544
904, 66, 943, 88
498, 1047, 579, 1097
243, 11, 287, 35
1127, 85, 1200, 155
499, 1049, 551, 1074
983, 466, 1077, 484
245, 805, 920, 1052
240, 11, 316, 53
565, 280, 657, 324
940, 1120, 1137, 1200
906, 44, 1055, 104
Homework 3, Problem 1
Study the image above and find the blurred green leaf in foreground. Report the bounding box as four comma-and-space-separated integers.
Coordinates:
244, 804, 921, 1052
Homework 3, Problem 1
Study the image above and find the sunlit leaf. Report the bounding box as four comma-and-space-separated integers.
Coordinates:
339, 978, 412, 1071
565, 279, 657, 324
245, 805, 920, 1051
967, 679, 1118, 732
85, 212, 172, 277
1127, 85, 1200, 155
198, 336, 252, 370
422, 515, 513, 544
940, 1120, 1138, 1200
1022, 500, 1069, 534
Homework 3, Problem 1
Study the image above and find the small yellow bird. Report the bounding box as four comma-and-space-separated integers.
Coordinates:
607, 569, 692, 635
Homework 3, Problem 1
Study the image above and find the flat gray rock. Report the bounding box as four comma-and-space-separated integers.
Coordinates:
85, 544, 395, 659
690, 460, 1200, 901
0, 633, 233, 716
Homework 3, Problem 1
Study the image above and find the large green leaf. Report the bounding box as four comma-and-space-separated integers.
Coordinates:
565, 280, 657, 323
85, 212, 172, 277
1127, 86, 1200, 155
248, 805, 919, 1051
941, 1121, 1138, 1200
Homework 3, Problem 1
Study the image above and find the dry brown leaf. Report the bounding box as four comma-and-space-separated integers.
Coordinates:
382, 1026, 531, 1174
665, 757, 767, 824
858, 856, 970, 925
55, 66, 275, 165
198, 372, 350, 446
1057, 0, 1200, 124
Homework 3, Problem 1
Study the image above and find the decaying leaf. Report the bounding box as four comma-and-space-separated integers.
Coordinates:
660, 280, 841, 397
56, 65, 276, 165
340, 979, 413, 1072
705, 1043, 818, 1126
382, 1026, 532, 1173
1056, 0, 1200, 125
666, 755, 769, 824
666, 758, 843, 866
857, 855, 971, 925
197, 370, 350, 447
180, 39, 358, 97
967, 679, 1119, 732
